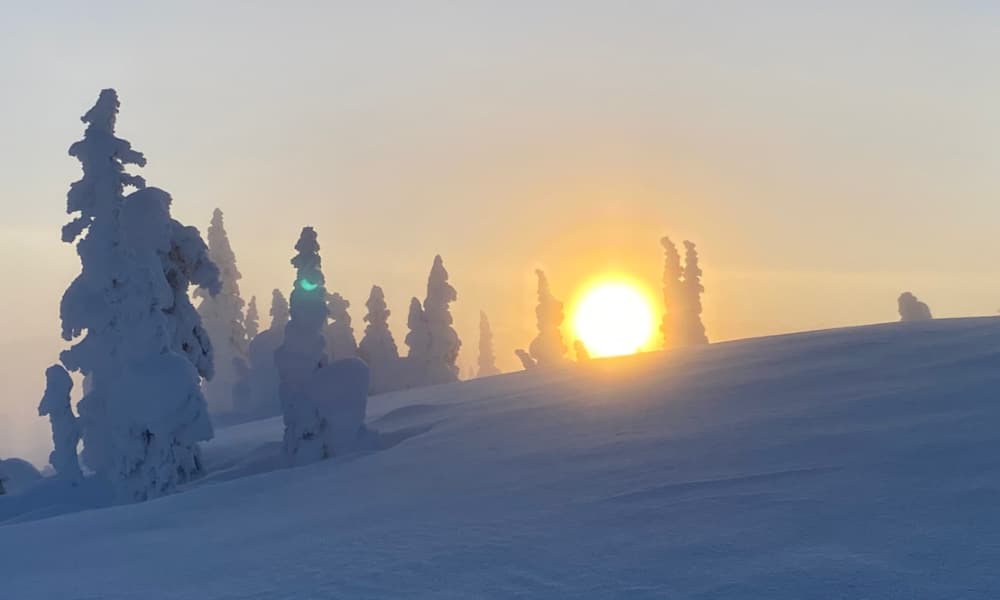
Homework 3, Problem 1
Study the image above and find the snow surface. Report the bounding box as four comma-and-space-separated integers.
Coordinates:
4, 317, 1000, 598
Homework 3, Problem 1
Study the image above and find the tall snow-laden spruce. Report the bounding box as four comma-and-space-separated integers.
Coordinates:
660, 236, 708, 348
245, 296, 260, 341
57, 90, 219, 502
680, 240, 708, 345
422, 255, 461, 384
38, 365, 81, 482
276, 228, 369, 463
325, 292, 358, 360
195, 208, 248, 414
477, 311, 500, 377
276, 227, 330, 463
528, 269, 567, 367
358, 285, 400, 394
659, 237, 685, 349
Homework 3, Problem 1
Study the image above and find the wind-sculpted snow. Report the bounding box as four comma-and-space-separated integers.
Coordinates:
5, 317, 1000, 598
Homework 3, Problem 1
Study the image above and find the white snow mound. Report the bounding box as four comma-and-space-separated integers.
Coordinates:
3, 317, 1000, 598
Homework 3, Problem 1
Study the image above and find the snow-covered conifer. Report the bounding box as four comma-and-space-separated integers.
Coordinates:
276, 227, 330, 463
423, 255, 462, 384
37, 364, 82, 482
660, 236, 708, 348
680, 240, 708, 346
195, 208, 248, 413
57, 90, 217, 502
358, 285, 400, 394
477, 311, 500, 377
405, 296, 430, 360
245, 296, 260, 341
270, 289, 290, 327
898, 292, 933, 322
324, 292, 359, 360
659, 237, 685, 349
277, 229, 370, 463
528, 269, 567, 367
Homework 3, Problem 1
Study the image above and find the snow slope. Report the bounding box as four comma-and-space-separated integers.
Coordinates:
3, 317, 1000, 598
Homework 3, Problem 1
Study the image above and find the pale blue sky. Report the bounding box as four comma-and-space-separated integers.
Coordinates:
2, 1, 1000, 461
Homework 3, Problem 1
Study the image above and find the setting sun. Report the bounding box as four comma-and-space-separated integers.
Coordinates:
572, 281, 657, 358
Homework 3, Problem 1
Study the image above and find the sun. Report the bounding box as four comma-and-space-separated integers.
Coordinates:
572, 280, 657, 358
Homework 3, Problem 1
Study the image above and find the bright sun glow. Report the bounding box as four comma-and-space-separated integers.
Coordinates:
572, 281, 656, 358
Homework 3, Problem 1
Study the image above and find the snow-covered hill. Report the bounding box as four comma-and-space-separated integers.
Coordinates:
3, 317, 1000, 598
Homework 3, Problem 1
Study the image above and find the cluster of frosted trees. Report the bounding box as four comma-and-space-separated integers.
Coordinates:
514, 237, 709, 369
31, 91, 474, 503
28, 90, 719, 504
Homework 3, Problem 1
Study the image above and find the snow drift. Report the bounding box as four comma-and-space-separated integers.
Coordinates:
3, 317, 1000, 598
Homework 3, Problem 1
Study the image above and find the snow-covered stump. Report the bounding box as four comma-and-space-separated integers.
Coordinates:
37, 365, 82, 482
307, 358, 371, 455
899, 292, 933, 322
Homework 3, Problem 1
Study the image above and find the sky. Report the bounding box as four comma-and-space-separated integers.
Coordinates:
2, 1, 1000, 462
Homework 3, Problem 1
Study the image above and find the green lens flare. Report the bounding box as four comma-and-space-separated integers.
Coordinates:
298, 278, 319, 292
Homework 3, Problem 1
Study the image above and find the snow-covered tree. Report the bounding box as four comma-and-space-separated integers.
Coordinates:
515, 349, 537, 370
660, 236, 708, 348
325, 292, 359, 360
195, 208, 248, 413
245, 296, 260, 341
276, 228, 370, 464
423, 255, 462, 384
680, 240, 708, 345
898, 292, 933, 322
528, 269, 567, 367
237, 290, 289, 418
57, 90, 218, 502
659, 237, 684, 349
270, 289, 290, 327
358, 285, 400, 394
37, 364, 82, 482
276, 228, 329, 462
405, 296, 430, 360
477, 311, 500, 377
574, 340, 591, 362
